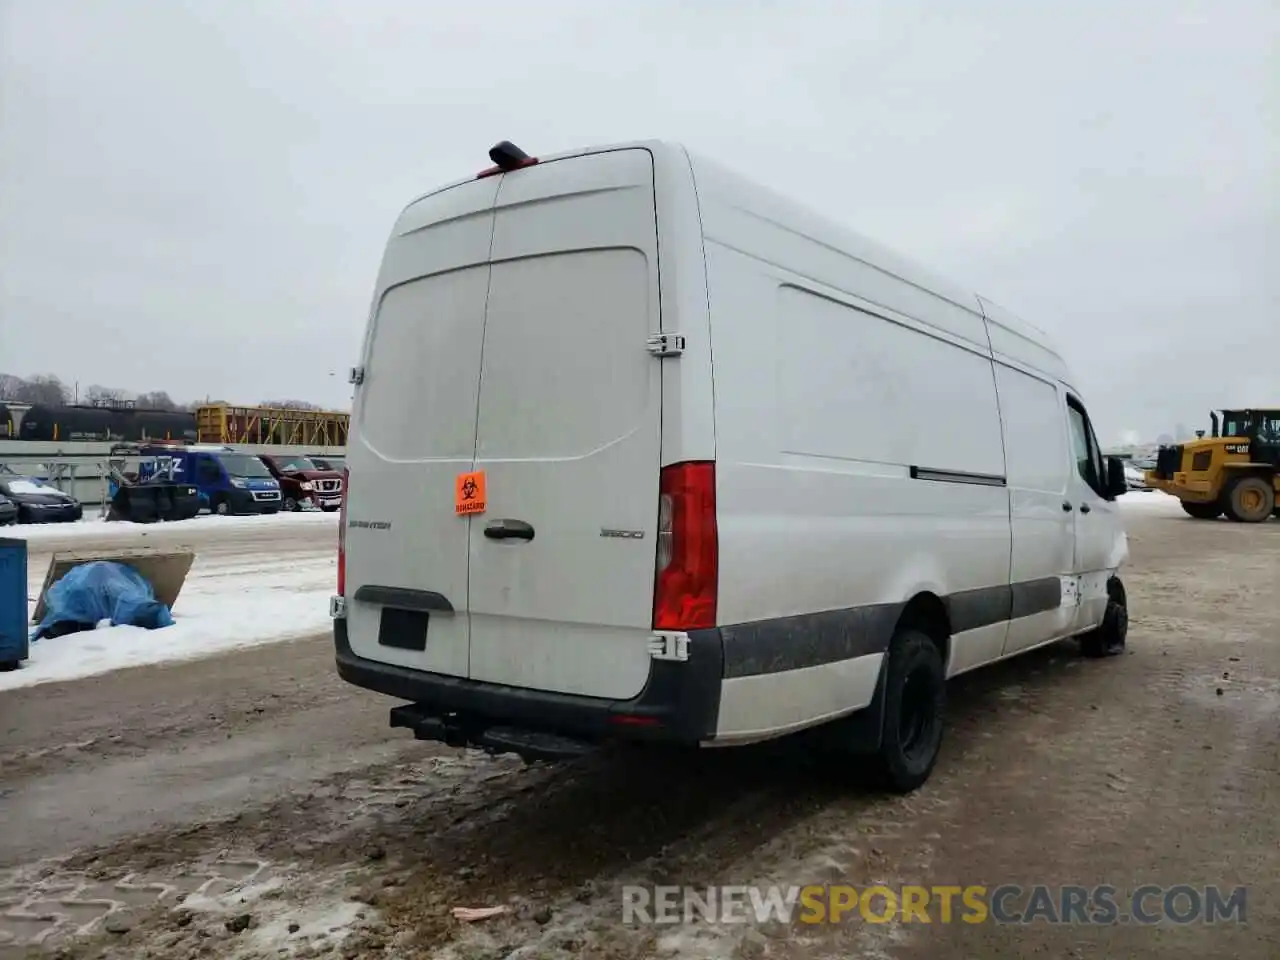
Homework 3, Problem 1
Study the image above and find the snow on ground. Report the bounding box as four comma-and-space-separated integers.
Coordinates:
2, 533, 336, 692
1115, 490, 1186, 514
7, 510, 338, 541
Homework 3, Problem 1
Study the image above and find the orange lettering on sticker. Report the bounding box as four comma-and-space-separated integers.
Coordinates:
455, 470, 487, 515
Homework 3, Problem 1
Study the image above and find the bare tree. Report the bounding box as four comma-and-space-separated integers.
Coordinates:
84, 384, 132, 406
135, 390, 179, 411
0, 373, 28, 400
260, 398, 324, 410
2, 372, 330, 414
17, 374, 70, 407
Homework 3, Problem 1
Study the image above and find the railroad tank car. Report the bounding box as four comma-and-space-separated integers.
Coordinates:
13, 404, 198, 442
18, 404, 122, 441
135, 410, 198, 442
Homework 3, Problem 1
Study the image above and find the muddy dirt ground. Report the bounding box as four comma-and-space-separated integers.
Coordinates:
2, 510, 1276, 959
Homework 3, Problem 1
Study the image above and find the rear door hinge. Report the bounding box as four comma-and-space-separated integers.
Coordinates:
646, 333, 686, 358
348, 366, 365, 385
648, 632, 690, 662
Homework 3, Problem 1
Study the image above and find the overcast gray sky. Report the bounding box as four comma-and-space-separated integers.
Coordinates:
1, 0, 1275, 443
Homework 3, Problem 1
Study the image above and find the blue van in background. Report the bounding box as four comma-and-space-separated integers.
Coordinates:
138, 445, 282, 515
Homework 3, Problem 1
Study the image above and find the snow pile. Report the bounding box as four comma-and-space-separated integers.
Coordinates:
11, 511, 338, 542
1115, 491, 1186, 514
2, 552, 335, 691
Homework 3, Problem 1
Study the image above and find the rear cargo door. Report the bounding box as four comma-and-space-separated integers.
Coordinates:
344, 176, 501, 677
467, 149, 662, 700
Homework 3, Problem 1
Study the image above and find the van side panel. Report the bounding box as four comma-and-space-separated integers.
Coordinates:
977, 295, 1071, 385
696, 223, 1012, 738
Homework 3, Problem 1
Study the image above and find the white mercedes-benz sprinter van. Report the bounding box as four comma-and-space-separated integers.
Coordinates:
333, 140, 1131, 793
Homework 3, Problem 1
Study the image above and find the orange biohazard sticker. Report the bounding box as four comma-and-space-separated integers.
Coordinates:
455, 470, 487, 515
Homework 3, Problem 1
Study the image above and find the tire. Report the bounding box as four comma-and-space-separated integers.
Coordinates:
1223, 475, 1274, 523
1180, 500, 1221, 520
212, 496, 230, 517
1080, 577, 1128, 658
872, 629, 947, 794
283, 497, 299, 512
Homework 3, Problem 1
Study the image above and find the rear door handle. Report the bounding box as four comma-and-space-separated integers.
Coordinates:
1062, 502, 1073, 512
1079, 504, 1091, 514
484, 518, 535, 541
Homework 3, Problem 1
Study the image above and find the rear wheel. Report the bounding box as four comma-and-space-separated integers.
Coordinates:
872, 629, 946, 793
1180, 500, 1222, 520
1223, 475, 1274, 523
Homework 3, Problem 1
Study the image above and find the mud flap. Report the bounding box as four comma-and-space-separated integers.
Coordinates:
800, 655, 891, 756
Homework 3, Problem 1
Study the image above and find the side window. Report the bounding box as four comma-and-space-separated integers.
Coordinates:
1066, 397, 1105, 495
1086, 416, 1106, 491
1067, 406, 1092, 486
198, 459, 222, 482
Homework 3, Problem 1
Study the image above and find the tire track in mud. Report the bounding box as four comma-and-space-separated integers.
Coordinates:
0, 635, 345, 781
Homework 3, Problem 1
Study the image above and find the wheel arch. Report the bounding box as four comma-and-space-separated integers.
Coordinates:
894, 591, 952, 671
836, 590, 954, 757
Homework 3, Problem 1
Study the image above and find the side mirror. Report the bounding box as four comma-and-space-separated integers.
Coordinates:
1103, 457, 1127, 501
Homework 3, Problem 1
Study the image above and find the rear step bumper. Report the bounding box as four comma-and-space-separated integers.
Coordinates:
389, 704, 599, 761
334, 619, 724, 752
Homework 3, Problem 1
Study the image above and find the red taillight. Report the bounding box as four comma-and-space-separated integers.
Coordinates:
652, 461, 718, 631
337, 466, 349, 595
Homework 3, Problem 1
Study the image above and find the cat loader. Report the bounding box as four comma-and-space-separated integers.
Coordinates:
1145, 408, 1280, 522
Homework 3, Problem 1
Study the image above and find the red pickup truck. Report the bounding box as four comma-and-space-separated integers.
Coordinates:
258, 454, 344, 512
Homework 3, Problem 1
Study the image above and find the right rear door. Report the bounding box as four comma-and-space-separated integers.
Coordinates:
466, 149, 664, 701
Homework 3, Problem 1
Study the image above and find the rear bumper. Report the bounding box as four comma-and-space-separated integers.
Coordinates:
333, 618, 723, 745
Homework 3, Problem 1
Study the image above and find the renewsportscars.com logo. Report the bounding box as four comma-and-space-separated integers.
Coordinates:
622, 884, 1248, 926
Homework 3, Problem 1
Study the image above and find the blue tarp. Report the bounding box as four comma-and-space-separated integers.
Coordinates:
34, 561, 175, 640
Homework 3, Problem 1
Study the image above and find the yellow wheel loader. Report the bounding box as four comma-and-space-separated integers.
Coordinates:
1144, 408, 1280, 523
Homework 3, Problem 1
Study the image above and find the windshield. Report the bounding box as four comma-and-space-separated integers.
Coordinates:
216, 454, 273, 478
273, 456, 318, 472
6, 480, 50, 495
313, 457, 343, 471
1220, 411, 1251, 437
